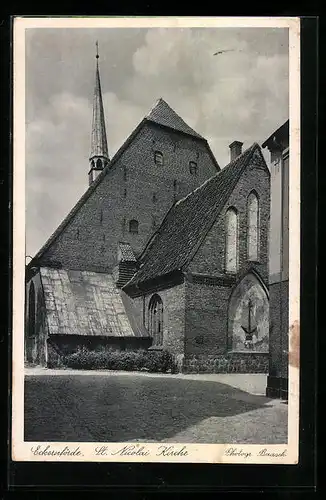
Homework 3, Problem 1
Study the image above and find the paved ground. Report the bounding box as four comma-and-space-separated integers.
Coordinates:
24, 369, 287, 444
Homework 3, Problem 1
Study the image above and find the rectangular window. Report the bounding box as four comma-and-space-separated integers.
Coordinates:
154, 151, 164, 166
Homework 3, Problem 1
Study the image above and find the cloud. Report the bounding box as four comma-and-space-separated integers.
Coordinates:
26, 92, 91, 255
25, 27, 289, 256
128, 27, 289, 166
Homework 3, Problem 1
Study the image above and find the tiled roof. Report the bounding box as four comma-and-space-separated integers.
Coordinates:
40, 267, 149, 337
262, 119, 289, 149
125, 143, 267, 288
146, 98, 204, 139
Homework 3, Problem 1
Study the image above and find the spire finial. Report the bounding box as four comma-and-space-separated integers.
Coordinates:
96, 40, 99, 59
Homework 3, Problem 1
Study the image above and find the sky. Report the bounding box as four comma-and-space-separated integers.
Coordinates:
25, 26, 289, 258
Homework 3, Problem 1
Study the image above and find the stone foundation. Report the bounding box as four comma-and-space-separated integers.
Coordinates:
182, 352, 269, 374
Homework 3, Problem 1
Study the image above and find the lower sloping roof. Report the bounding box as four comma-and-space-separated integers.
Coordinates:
40, 267, 149, 337
124, 143, 268, 289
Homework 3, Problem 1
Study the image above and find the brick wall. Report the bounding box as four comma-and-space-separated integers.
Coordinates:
188, 160, 270, 285
182, 154, 270, 368
39, 122, 218, 272
184, 279, 230, 357
183, 352, 269, 374
143, 284, 186, 368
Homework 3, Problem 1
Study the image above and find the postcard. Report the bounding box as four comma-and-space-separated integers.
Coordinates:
12, 16, 300, 464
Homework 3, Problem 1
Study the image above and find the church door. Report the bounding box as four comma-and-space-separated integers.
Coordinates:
148, 294, 163, 346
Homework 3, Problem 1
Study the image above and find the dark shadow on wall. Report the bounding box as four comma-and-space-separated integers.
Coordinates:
24, 374, 287, 443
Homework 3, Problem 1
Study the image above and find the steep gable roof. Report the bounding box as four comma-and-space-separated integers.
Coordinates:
40, 267, 149, 337
146, 98, 204, 140
28, 99, 219, 268
262, 119, 289, 150
124, 143, 268, 289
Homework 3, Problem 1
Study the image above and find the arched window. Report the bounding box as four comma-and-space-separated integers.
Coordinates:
28, 282, 36, 338
129, 219, 139, 234
148, 294, 163, 346
96, 158, 102, 170
189, 161, 197, 176
225, 208, 238, 273
247, 192, 259, 261
154, 151, 164, 166
91, 160, 95, 169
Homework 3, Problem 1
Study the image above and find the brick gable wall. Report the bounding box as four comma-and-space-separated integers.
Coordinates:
187, 161, 270, 283
39, 122, 218, 273
181, 157, 270, 372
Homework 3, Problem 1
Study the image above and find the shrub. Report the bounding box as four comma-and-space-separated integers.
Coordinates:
62, 346, 174, 373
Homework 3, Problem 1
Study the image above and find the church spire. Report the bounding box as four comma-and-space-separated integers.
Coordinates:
88, 41, 109, 185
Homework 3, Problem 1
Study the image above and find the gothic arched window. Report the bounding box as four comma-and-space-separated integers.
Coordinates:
148, 294, 163, 346
96, 158, 102, 170
247, 192, 259, 261
225, 207, 238, 274
154, 151, 164, 166
129, 219, 139, 234
28, 282, 36, 338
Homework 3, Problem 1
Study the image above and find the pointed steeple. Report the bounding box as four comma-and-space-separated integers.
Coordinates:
88, 41, 109, 185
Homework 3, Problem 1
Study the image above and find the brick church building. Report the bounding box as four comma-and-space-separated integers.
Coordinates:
25, 52, 272, 373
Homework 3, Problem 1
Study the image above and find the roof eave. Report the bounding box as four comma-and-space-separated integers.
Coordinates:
262, 119, 289, 149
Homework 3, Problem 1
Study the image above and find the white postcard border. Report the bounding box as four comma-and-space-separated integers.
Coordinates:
12, 16, 301, 464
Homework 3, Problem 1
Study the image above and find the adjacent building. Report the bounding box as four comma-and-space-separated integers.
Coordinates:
262, 120, 289, 399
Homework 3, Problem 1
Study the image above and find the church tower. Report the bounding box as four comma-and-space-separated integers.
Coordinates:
88, 42, 110, 185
